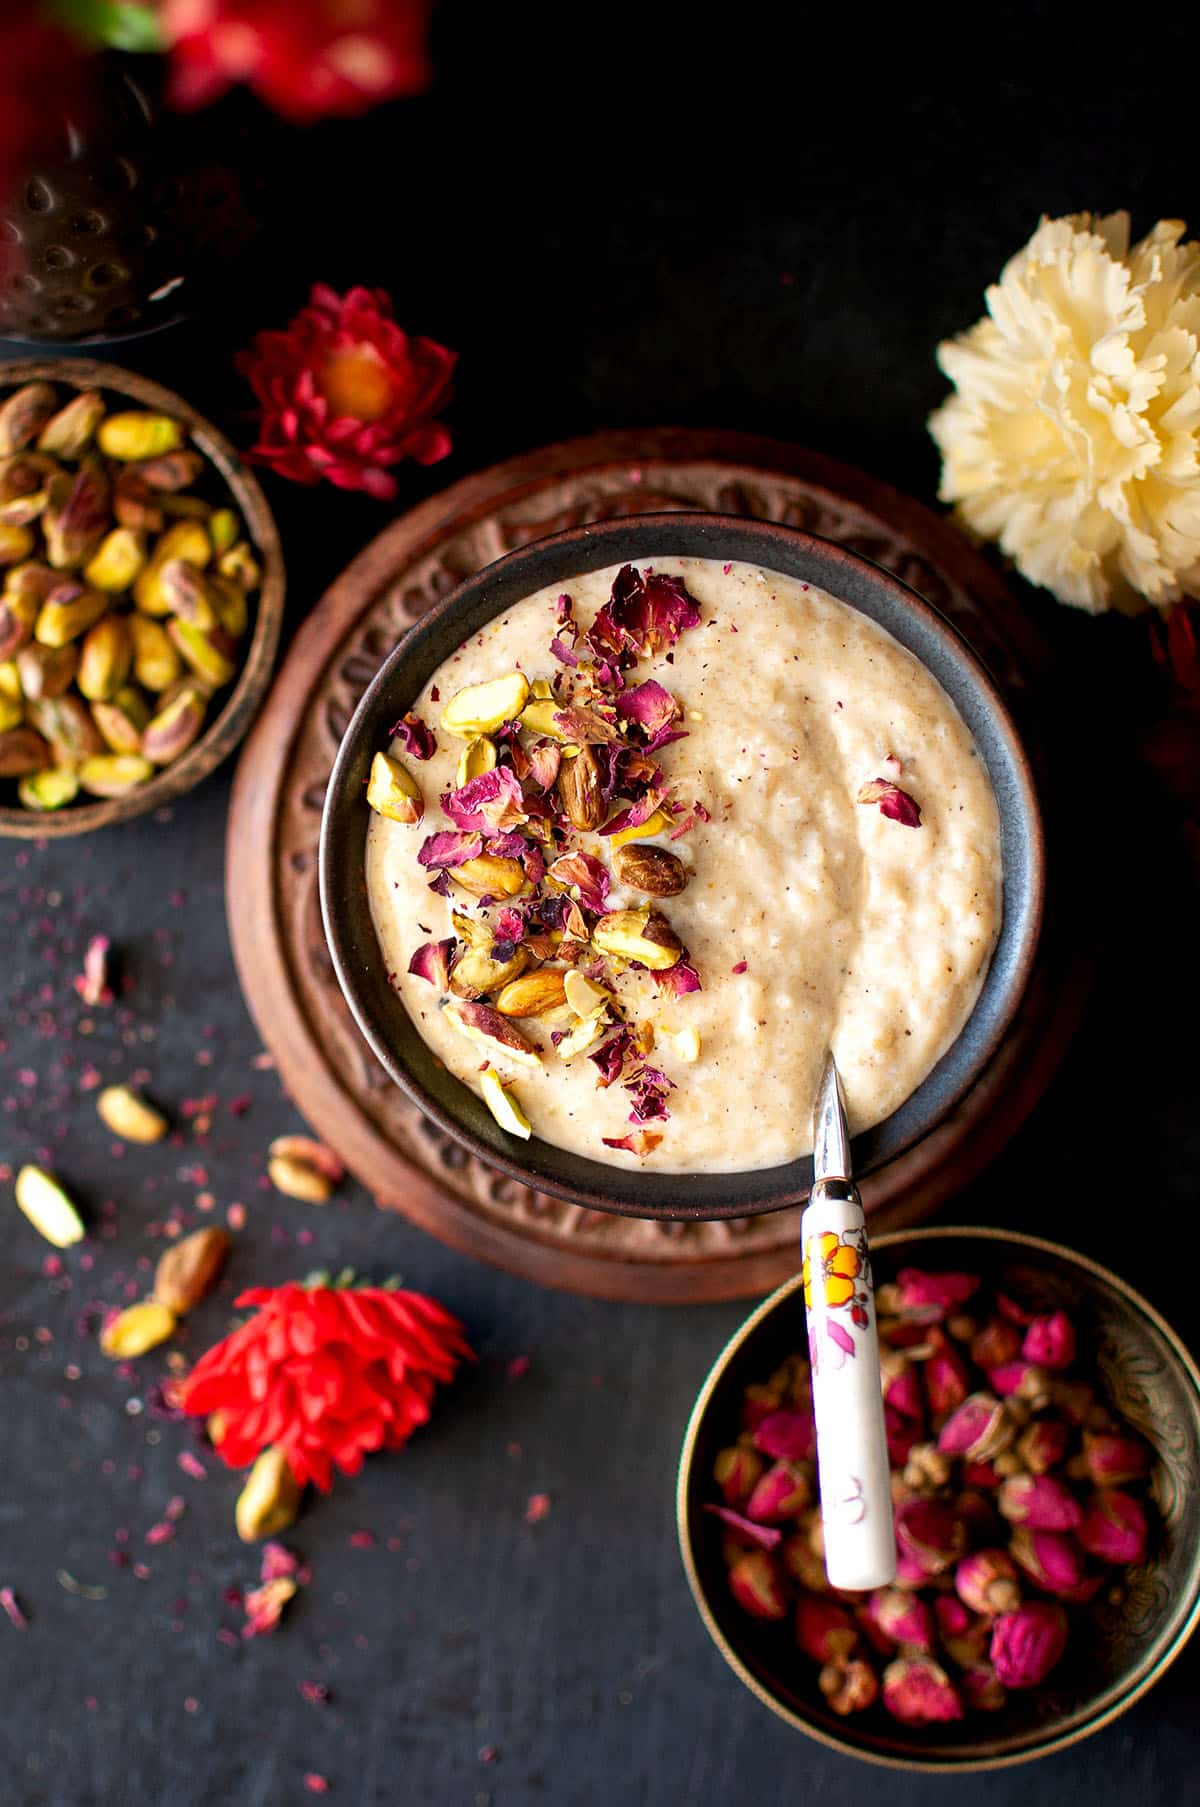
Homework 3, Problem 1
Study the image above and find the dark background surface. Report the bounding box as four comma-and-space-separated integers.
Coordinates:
3, 7, 1199, 1804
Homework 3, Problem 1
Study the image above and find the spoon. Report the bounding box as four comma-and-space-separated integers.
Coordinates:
801, 1051, 896, 1591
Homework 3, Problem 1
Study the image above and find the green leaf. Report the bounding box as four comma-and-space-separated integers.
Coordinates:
48, 0, 166, 54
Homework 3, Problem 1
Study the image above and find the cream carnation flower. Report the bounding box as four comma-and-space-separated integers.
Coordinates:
929, 213, 1200, 613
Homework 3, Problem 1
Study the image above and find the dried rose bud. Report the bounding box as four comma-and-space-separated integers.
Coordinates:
704, 1506, 783, 1554
713, 1444, 764, 1507
987, 1362, 1052, 1408
780, 1532, 830, 1594
955, 1549, 1022, 1616
961, 1459, 1003, 1490
989, 1602, 1068, 1689
864, 1586, 934, 1652
992, 1450, 1025, 1478
971, 1318, 1023, 1370
902, 1443, 953, 1493
1052, 1378, 1099, 1425
1016, 1417, 1071, 1475
894, 1267, 980, 1315
1082, 1431, 1150, 1487
746, 1460, 812, 1524
962, 1664, 1007, 1712
795, 1592, 858, 1664
894, 1498, 967, 1578
818, 1658, 879, 1716
937, 1392, 1014, 1462
998, 1474, 1082, 1531
885, 1405, 922, 1470
953, 1488, 999, 1543
881, 1656, 964, 1726
1021, 1310, 1076, 1372
881, 1352, 924, 1422
728, 1550, 788, 1620
1077, 1490, 1148, 1565
924, 1340, 971, 1422
752, 1407, 815, 1463
1009, 1525, 1087, 1597
996, 1291, 1036, 1328
892, 1547, 931, 1590
945, 1312, 979, 1344
933, 1592, 974, 1640
740, 1383, 783, 1432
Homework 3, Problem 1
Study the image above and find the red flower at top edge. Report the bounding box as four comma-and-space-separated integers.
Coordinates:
237, 284, 456, 498
162, 0, 433, 123
178, 1284, 472, 1491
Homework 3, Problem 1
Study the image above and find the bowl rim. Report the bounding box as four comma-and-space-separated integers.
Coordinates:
0, 355, 285, 839
676, 1223, 1200, 1772
319, 513, 1045, 1219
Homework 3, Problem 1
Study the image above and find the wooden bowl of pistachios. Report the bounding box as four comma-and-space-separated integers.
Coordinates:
0, 358, 284, 837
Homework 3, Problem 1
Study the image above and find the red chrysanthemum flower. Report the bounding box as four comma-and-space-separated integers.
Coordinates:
178, 1283, 471, 1491
237, 283, 456, 498
162, 0, 433, 123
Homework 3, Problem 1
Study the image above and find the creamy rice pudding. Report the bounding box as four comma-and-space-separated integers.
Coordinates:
365, 557, 1001, 1172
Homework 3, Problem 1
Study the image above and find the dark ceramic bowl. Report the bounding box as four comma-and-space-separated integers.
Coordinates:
320, 515, 1043, 1220
677, 1226, 1200, 1771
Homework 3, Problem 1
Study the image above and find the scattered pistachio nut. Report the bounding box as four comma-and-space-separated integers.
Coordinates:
494, 969, 568, 1018
92, 685, 152, 754
592, 907, 683, 970
519, 698, 574, 740
14, 1164, 85, 1247
100, 1299, 177, 1359
442, 998, 542, 1069
154, 1226, 231, 1315
366, 750, 424, 823
455, 735, 497, 788
607, 807, 673, 850
563, 970, 610, 1016
614, 843, 689, 896
0, 382, 58, 456
29, 694, 104, 764
129, 614, 182, 692
556, 743, 604, 830
37, 389, 105, 459
97, 1083, 169, 1144
439, 671, 530, 737
555, 1011, 609, 1060
42, 458, 109, 569
166, 618, 237, 689
83, 526, 147, 593
16, 640, 79, 700
661, 1024, 701, 1063
267, 1136, 343, 1203
449, 942, 529, 999
450, 855, 527, 898
235, 1445, 302, 1543
34, 583, 107, 648
480, 1065, 532, 1138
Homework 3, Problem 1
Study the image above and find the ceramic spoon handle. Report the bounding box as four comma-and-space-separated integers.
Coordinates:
801, 1181, 895, 1592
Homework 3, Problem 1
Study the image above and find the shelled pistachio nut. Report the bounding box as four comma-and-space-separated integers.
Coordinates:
449, 942, 529, 999
0, 585, 39, 659
166, 618, 237, 688
18, 767, 79, 811
217, 540, 261, 591
0, 726, 51, 777
34, 582, 108, 648
267, 1136, 344, 1203
235, 1446, 302, 1542
0, 659, 20, 700
494, 969, 568, 1018
84, 526, 147, 593
36, 389, 105, 459
132, 450, 204, 492
0, 383, 58, 456
141, 684, 206, 764
78, 614, 133, 701
440, 671, 530, 737
96, 1084, 169, 1144
153, 1226, 231, 1315
480, 1066, 532, 1138
0, 522, 35, 566
365, 750, 424, 823
455, 735, 497, 788
159, 558, 219, 629
208, 508, 238, 555
14, 1163, 85, 1246
129, 614, 181, 692
16, 640, 78, 700
100, 1299, 177, 1358
29, 693, 104, 764
98, 411, 184, 462
450, 855, 528, 898
592, 907, 683, 969
77, 753, 154, 797
92, 685, 151, 754
42, 458, 109, 569
0, 693, 21, 734
134, 520, 211, 615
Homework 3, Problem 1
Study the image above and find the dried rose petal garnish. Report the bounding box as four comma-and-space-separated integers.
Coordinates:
392, 712, 436, 760
73, 934, 114, 1008
857, 778, 923, 827
709, 1266, 1155, 1724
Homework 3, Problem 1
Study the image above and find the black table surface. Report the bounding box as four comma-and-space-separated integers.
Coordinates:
3, 9, 1199, 1804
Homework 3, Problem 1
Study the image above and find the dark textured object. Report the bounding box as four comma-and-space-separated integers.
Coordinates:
320, 512, 1044, 1223
226, 428, 1085, 1300
0, 358, 284, 837
677, 1226, 1200, 1770
0, 57, 262, 345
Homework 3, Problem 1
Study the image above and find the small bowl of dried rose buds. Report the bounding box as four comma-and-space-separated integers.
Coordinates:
677, 1227, 1200, 1770
0, 359, 284, 837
